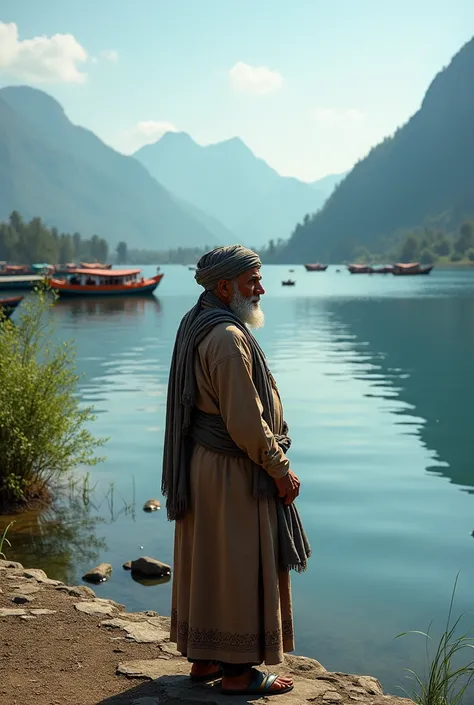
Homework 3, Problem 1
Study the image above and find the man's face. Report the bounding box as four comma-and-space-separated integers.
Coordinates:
229, 267, 265, 329
234, 267, 265, 302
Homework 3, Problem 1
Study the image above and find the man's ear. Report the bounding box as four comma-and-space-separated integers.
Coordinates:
216, 279, 232, 302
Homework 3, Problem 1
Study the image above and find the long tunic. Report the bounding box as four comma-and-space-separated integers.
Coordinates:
170, 322, 295, 665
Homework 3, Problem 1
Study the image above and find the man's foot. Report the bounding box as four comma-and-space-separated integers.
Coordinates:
222, 668, 293, 695
190, 661, 222, 681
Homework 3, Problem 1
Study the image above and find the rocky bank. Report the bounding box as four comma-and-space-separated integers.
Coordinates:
0, 560, 412, 705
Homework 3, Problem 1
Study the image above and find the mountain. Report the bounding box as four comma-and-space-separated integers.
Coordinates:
170, 193, 236, 243
0, 86, 217, 249
310, 171, 349, 197
281, 37, 474, 263
134, 133, 326, 246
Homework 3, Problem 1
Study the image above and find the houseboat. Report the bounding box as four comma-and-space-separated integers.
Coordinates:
392, 262, 433, 275
347, 264, 374, 274
47, 267, 164, 297
372, 265, 394, 274
304, 263, 328, 272
0, 296, 23, 319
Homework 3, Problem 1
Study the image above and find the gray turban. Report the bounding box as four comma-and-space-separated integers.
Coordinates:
195, 245, 261, 290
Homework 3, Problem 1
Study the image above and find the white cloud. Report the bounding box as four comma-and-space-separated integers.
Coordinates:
0, 22, 88, 84
120, 120, 179, 153
312, 108, 365, 125
100, 49, 119, 63
228, 61, 283, 95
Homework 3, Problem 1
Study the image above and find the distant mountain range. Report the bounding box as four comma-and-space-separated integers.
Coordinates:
310, 172, 348, 196
280, 37, 474, 262
0, 84, 345, 252
134, 133, 329, 246
0, 86, 218, 249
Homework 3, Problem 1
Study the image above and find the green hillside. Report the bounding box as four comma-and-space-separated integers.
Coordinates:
0, 86, 217, 249
280, 37, 474, 262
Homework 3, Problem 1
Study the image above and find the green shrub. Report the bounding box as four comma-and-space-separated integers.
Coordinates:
450, 251, 463, 262
466, 249, 474, 262
0, 286, 106, 509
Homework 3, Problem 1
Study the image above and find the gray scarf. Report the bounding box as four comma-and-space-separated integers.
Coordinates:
161, 290, 311, 573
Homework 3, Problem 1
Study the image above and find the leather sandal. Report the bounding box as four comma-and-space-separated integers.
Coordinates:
222, 668, 294, 696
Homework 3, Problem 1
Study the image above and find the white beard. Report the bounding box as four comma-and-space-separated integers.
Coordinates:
230, 287, 265, 329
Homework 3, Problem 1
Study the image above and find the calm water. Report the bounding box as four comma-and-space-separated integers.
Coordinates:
3, 264, 474, 695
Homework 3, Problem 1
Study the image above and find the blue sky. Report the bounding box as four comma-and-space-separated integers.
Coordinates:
0, 0, 473, 180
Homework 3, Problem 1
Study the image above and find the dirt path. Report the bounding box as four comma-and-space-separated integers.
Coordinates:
0, 560, 411, 705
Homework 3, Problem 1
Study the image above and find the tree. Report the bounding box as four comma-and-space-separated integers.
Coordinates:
0, 285, 106, 509
9, 210, 23, 233
434, 237, 451, 257
116, 241, 128, 264
454, 221, 474, 255
59, 234, 75, 264
400, 234, 419, 262
72, 232, 81, 259
420, 248, 435, 264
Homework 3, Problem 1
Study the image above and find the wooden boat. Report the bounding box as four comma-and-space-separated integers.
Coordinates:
79, 262, 112, 270
372, 265, 394, 274
0, 295, 23, 319
304, 263, 328, 272
47, 267, 164, 297
347, 264, 374, 274
0, 264, 31, 275
392, 262, 433, 276
0, 274, 43, 291
282, 279, 296, 286
54, 263, 78, 275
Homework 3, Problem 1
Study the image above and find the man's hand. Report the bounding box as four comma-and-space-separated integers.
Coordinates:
274, 470, 300, 505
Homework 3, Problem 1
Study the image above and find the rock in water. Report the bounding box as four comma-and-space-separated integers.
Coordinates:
82, 563, 112, 583
143, 499, 161, 511
130, 557, 171, 577
122, 561, 132, 571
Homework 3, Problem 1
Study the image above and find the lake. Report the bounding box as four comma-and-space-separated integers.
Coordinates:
2, 264, 474, 696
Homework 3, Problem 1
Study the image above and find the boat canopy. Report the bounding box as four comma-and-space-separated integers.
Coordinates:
72, 268, 141, 277
394, 262, 420, 269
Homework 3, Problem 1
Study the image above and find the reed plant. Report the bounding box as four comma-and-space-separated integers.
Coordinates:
0, 520, 14, 559
0, 285, 106, 510
396, 576, 474, 705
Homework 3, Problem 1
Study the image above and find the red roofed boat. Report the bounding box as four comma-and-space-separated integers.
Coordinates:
47, 268, 163, 297
304, 263, 328, 271
392, 262, 433, 276
0, 295, 24, 319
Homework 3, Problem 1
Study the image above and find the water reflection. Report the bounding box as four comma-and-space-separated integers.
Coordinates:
0, 479, 137, 585
53, 295, 162, 320
130, 573, 172, 587
320, 297, 474, 492
0, 498, 106, 585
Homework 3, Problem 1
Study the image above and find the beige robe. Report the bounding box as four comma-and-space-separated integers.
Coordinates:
170, 322, 294, 665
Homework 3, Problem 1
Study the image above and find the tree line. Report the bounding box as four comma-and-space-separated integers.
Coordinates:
0, 211, 109, 264
354, 219, 474, 265
115, 242, 215, 265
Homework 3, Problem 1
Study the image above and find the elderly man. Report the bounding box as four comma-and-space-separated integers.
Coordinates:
162, 245, 310, 696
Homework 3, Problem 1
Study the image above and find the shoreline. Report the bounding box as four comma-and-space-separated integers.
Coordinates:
0, 559, 412, 705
